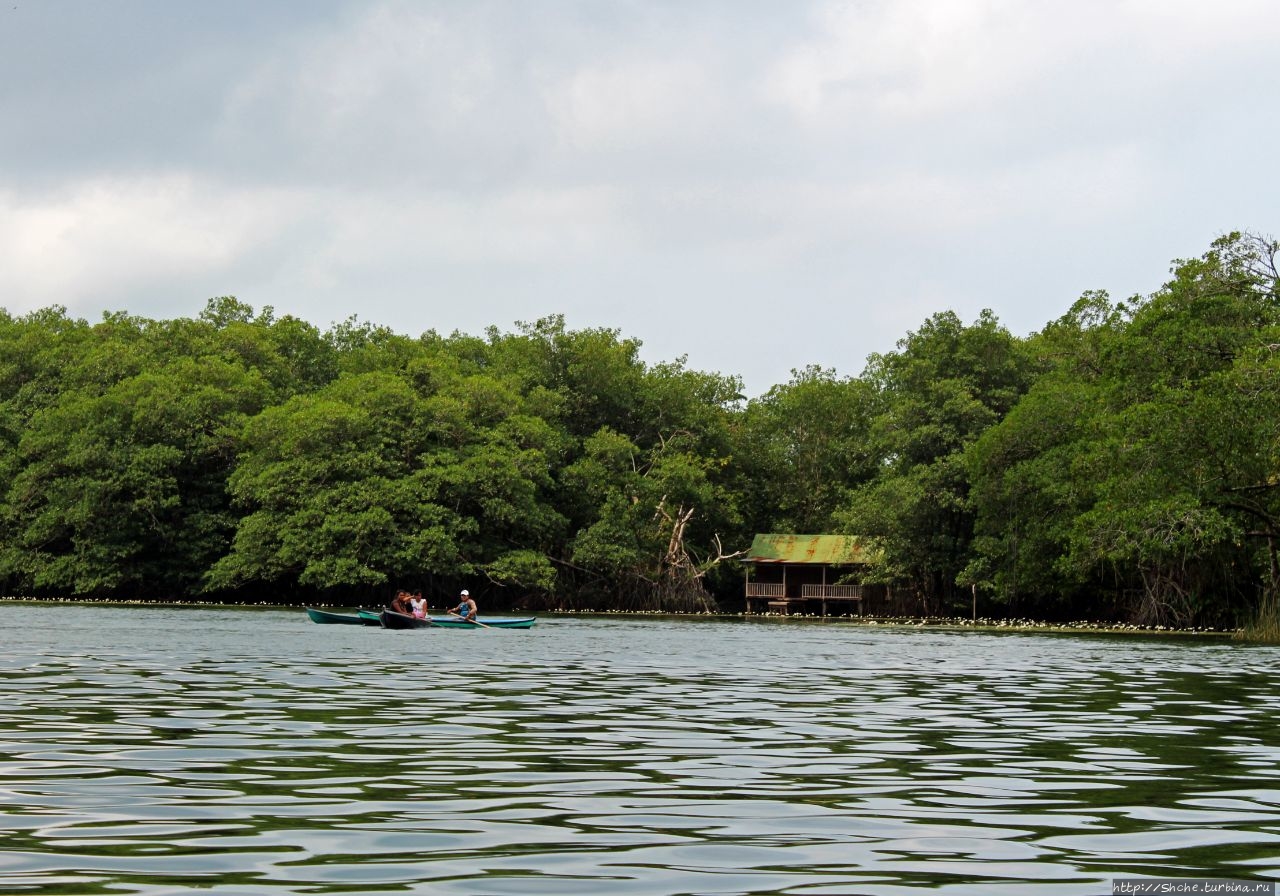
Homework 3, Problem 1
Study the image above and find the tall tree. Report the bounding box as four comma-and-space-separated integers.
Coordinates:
738, 365, 876, 535
208, 359, 563, 599
965, 292, 1128, 616
840, 310, 1033, 613
1, 313, 272, 596
969, 233, 1280, 626
1067, 232, 1280, 624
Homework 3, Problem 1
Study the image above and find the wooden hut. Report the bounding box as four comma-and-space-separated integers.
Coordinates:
742, 534, 875, 616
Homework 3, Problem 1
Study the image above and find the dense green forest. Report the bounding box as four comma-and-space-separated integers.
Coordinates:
2, 232, 1277, 629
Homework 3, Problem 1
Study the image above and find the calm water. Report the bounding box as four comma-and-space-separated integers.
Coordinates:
1, 605, 1278, 896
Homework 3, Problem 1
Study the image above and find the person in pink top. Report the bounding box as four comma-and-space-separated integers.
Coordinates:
409, 592, 428, 619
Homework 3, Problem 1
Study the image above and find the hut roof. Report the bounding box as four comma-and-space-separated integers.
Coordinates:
742, 534, 873, 565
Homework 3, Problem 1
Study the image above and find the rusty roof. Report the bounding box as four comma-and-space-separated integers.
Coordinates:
742, 534, 873, 565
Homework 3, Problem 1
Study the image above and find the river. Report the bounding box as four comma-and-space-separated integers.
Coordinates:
1, 603, 1278, 895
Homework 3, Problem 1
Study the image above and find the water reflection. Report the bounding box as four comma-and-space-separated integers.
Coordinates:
1, 605, 1278, 894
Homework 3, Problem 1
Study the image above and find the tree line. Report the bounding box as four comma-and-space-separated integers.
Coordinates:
1, 232, 1277, 628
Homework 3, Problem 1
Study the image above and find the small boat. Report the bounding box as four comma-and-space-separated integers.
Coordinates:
379, 608, 435, 629
428, 615, 537, 629
378, 609, 537, 630
357, 609, 383, 625
306, 607, 371, 625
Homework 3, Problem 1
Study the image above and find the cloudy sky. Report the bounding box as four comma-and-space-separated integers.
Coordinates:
2, 1, 1277, 396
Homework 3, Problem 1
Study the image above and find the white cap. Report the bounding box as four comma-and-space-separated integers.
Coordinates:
460, 589, 469, 596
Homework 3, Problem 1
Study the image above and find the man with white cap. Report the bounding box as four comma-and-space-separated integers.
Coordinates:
449, 589, 478, 623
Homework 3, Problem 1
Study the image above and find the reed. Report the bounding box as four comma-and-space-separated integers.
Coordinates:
1235, 591, 1280, 643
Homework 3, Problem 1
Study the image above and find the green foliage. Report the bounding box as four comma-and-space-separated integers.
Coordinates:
738, 366, 875, 533
839, 309, 1035, 612
205, 367, 531, 591
0, 314, 272, 595
963, 295, 1128, 610
969, 231, 1280, 625
4, 232, 1280, 627
483, 549, 557, 593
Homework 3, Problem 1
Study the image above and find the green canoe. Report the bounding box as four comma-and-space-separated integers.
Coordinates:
427, 615, 537, 629
378, 609, 536, 629
306, 607, 381, 626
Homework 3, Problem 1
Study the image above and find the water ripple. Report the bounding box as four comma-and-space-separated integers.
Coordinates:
1, 605, 1278, 894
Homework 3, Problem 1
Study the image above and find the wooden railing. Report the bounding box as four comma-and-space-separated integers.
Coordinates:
746, 582, 862, 615
802, 584, 863, 599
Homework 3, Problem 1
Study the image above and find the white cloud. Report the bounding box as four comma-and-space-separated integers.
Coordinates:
0, 176, 304, 313
764, 0, 1040, 124
1, 0, 1277, 394
308, 183, 627, 273
1118, 0, 1280, 57
547, 57, 719, 153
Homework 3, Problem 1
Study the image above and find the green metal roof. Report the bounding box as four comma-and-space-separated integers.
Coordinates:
742, 534, 873, 565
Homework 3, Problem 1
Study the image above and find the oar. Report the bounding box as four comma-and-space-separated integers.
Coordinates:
449, 610, 490, 629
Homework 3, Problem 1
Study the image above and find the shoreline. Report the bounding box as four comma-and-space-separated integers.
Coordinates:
0, 595, 1239, 637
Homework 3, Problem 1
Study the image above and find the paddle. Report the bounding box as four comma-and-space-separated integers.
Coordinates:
448, 610, 490, 629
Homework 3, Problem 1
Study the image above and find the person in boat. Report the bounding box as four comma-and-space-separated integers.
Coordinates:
449, 589, 478, 623
390, 590, 413, 615
409, 591, 428, 620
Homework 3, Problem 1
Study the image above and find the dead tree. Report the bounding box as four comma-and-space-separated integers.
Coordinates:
646, 497, 744, 613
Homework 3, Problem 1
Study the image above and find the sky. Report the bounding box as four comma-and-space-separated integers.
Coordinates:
2, 0, 1278, 397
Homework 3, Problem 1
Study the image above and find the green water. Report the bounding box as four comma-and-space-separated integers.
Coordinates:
1, 604, 1277, 895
